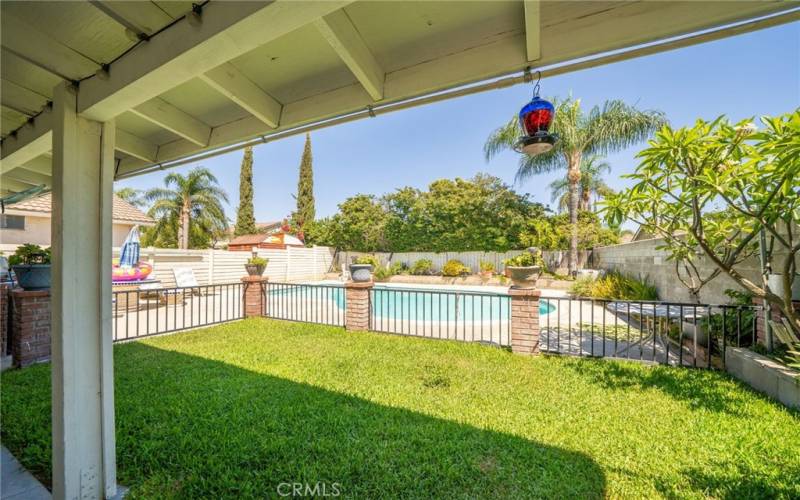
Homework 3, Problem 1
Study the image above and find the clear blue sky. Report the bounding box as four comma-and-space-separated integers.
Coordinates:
116, 22, 800, 224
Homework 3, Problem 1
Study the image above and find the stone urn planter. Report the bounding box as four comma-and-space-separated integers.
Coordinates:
12, 264, 51, 291
349, 264, 373, 283
506, 266, 541, 289
245, 257, 268, 276
245, 263, 266, 276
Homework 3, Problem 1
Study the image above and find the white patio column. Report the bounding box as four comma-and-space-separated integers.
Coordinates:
51, 82, 117, 499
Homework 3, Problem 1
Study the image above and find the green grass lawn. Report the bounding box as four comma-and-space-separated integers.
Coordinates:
2, 318, 799, 499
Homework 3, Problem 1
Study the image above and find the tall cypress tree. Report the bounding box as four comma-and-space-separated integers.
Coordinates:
295, 133, 315, 227
234, 146, 257, 236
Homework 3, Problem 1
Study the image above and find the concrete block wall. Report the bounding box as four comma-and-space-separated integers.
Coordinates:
591, 238, 762, 304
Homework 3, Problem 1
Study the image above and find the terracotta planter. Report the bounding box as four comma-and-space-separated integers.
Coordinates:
479, 270, 493, 281
349, 264, 373, 283
507, 266, 541, 289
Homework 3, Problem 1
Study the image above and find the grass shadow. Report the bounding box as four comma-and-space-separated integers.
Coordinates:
2, 342, 605, 498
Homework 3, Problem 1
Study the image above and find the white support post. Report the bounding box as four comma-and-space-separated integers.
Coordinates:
50, 82, 117, 500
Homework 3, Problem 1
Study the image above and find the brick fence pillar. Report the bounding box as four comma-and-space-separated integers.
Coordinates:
344, 282, 373, 331
241, 276, 268, 318
0, 284, 9, 356
10, 289, 51, 367
509, 288, 540, 355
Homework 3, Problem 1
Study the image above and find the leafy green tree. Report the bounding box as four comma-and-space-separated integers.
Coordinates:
305, 195, 387, 252
548, 156, 613, 212
115, 187, 146, 209
292, 133, 316, 231
234, 147, 257, 236
142, 167, 229, 249
603, 112, 800, 333
485, 96, 665, 272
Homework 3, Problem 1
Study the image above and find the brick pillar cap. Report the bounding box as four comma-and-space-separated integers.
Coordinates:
508, 287, 541, 297
344, 281, 374, 289
241, 275, 269, 283
10, 288, 50, 298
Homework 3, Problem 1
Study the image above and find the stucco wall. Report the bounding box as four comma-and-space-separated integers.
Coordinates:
0, 215, 135, 247
591, 238, 763, 304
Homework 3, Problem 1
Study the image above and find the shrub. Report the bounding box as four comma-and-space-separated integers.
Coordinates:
354, 255, 380, 267
247, 256, 268, 266
479, 260, 495, 273
503, 250, 544, 268
570, 271, 658, 301
569, 276, 596, 298
442, 259, 469, 277
9, 244, 51, 266
410, 259, 433, 275
700, 289, 755, 347
374, 262, 404, 281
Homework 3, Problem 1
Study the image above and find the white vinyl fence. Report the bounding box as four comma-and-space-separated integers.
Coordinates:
336, 250, 591, 273
1, 243, 335, 286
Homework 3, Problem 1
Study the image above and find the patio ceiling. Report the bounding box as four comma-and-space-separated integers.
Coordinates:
0, 1, 797, 194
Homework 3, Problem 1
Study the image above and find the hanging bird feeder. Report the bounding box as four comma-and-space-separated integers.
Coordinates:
514, 70, 557, 156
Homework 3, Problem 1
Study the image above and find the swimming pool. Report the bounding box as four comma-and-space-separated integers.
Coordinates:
370, 286, 555, 321
266, 282, 556, 325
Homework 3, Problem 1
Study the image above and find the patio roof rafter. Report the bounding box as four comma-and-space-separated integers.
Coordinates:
523, 0, 541, 62
129, 98, 212, 147
200, 63, 283, 128
314, 9, 385, 101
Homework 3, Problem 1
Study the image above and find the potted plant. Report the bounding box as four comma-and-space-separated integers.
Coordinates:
245, 256, 268, 276
350, 255, 378, 283
503, 248, 544, 289
10, 243, 52, 291
479, 260, 495, 280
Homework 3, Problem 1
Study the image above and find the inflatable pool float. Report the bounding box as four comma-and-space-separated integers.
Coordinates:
112, 258, 153, 282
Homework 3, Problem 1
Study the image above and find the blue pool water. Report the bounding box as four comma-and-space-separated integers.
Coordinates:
269, 284, 556, 321
370, 287, 554, 321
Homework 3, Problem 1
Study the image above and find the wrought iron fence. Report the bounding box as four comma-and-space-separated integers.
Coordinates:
265, 282, 345, 327
112, 283, 244, 342
369, 287, 510, 346
538, 296, 760, 368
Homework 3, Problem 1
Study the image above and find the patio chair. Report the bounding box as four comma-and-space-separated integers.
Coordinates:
172, 267, 211, 296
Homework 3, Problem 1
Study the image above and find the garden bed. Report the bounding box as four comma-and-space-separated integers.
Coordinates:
726, 347, 800, 409
2, 318, 799, 498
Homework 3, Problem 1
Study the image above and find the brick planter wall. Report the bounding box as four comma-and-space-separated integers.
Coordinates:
10, 289, 51, 367
241, 276, 268, 318
509, 288, 541, 355
344, 282, 373, 331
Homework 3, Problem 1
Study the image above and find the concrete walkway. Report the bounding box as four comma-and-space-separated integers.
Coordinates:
1, 446, 49, 500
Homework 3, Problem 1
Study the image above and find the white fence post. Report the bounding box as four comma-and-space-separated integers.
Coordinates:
208, 249, 215, 285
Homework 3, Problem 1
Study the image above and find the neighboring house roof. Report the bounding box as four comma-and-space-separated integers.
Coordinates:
5, 192, 154, 226
228, 234, 270, 246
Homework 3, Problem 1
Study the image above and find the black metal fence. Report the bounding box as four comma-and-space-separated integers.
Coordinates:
539, 296, 760, 368
369, 287, 510, 346
265, 282, 345, 327
112, 283, 244, 342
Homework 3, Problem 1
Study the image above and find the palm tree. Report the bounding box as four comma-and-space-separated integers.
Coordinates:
144, 167, 229, 249
549, 156, 614, 213
485, 96, 665, 272
114, 187, 146, 209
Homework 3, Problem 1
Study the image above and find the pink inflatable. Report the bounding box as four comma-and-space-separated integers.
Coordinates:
112, 258, 153, 282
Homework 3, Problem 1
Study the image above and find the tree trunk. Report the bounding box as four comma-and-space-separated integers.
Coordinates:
179, 198, 191, 249
567, 152, 582, 273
